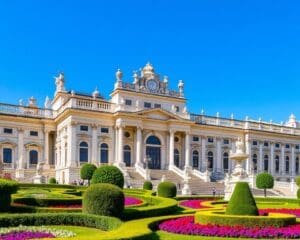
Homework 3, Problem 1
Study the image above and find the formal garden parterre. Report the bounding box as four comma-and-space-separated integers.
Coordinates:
0, 166, 300, 239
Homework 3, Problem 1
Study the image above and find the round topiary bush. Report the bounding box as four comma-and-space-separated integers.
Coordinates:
157, 181, 177, 198
256, 172, 274, 197
143, 181, 153, 190
82, 183, 124, 217
225, 182, 259, 216
91, 165, 124, 188
0, 179, 19, 212
48, 177, 57, 184
80, 163, 97, 185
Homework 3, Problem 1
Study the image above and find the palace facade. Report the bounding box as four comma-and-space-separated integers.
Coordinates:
0, 63, 299, 184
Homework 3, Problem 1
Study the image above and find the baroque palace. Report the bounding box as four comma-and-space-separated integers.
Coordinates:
0, 63, 299, 184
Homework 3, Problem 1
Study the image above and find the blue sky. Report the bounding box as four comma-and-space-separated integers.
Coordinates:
0, 0, 300, 123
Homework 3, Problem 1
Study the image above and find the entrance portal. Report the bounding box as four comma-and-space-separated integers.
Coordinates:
145, 136, 161, 169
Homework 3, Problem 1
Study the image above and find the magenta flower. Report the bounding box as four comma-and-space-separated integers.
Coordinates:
124, 196, 143, 206
159, 216, 300, 238
179, 199, 212, 209
0, 231, 54, 240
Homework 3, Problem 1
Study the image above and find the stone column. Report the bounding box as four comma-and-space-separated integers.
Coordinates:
270, 142, 274, 174
184, 131, 191, 170
291, 145, 295, 177
118, 126, 124, 165
169, 130, 175, 167
201, 136, 206, 171
216, 138, 221, 172
230, 139, 236, 172
245, 134, 251, 174
135, 126, 142, 167
67, 123, 77, 167
114, 127, 118, 163
43, 129, 50, 168
259, 142, 263, 172
281, 144, 285, 175
17, 128, 24, 169
91, 124, 98, 165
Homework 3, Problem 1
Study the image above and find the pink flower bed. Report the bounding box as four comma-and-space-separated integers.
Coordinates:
125, 196, 143, 206
0, 231, 54, 240
159, 216, 300, 238
259, 208, 300, 218
179, 199, 212, 209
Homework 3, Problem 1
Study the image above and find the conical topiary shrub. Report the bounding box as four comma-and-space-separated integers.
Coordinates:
225, 182, 259, 216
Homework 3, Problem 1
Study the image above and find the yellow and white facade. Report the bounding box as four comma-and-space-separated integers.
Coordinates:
0, 63, 299, 184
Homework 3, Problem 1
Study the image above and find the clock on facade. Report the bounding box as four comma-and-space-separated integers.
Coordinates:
146, 79, 158, 92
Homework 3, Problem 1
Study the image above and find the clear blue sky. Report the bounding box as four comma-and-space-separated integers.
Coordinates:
0, 0, 300, 123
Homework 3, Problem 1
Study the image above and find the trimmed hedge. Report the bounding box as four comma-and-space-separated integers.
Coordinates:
195, 210, 296, 227
13, 197, 82, 207
0, 213, 121, 231
255, 197, 300, 204
83, 183, 124, 218
0, 179, 19, 212
91, 166, 124, 188
48, 178, 57, 184
157, 182, 176, 198
19, 183, 86, 190
80, 163, 97, 184
143, 181, 153, 190
225, 182, 259, 216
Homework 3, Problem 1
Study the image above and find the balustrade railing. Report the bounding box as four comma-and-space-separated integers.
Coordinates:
0, 103, 53, 118
190, 113, 300, 136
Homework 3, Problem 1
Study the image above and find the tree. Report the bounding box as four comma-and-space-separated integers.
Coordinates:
80, 163, 97, 185
256, 172, 274, 197
296, 176, 300, 187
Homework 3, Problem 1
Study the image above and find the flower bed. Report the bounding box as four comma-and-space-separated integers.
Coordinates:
0, 226, 75, 240
125, 196, 143, 206
179, 200, 212, 209
159, 216, 300, 238
259, 208, 300, 218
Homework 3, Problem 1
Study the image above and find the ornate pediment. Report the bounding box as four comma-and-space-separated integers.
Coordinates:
136, 108, 182, 121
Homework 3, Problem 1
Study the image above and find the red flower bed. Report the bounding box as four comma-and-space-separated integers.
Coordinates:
125, 196, 143, 206
179, 199, 212, 209
0, 231, 54, 240
159, 216, 300, 238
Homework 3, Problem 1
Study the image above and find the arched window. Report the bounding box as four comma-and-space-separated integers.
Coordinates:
29, 150, 38, 165
207, 151, 213, 170
174, 149, 180, 168
223, 152, 229, 172
252, 154, 257, 172
124, 145, 131, 167
146, 136, 161, 145
296, 157, 299, 174
285, 156, 290, 173
192, 150, 199, 168
3, 148, 12, 164
264, 155, 269, 172
100, 143, 109, 163
79, 141, 88, 162
275, 155, 280, 173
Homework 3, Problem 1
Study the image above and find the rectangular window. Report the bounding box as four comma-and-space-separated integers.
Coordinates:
264, 142, 269, 147
80, 125, 89, 131
193, 136, 199, 142
223, 139, 229, 144
296, 145, 300, 150
144, 102, 151, 108
154, 103, 161, 108
125, 99, 132, 106
3, 128, 13, 134
175, 106, 180, 112
3, 148, 12, 163
275, 143, 280, 148
208, 137, 214, 143
252, 141, 257, 146
101, 127, 109, 133
285, 144, 290, 149
30, 131, 38, 136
